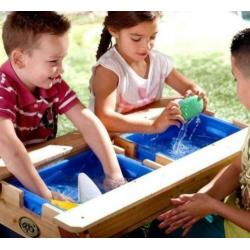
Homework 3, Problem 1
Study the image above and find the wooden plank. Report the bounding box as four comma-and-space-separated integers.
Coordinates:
156, 153, 173, 165
128, 107, 164, 120
143, 159, 163, 170
0, 131, 87, 180
0, 198, 61, 237
58, 227, 90, 238
113, 136, 136, 158
41, 203, 62, 220
53, 128, 247, 236
0, 145, 73, 168
113, 145, 125, 155
0, 181, 61, 237
29, 131, 85, 153
89, 165, 223, 237
0, 181, 24, 208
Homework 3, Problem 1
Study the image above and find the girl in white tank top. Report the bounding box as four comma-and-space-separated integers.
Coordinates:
90, 47, 173, 113
89, 12, 207, 134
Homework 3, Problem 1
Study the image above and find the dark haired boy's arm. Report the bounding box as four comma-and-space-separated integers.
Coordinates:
198, 154, 242, 198
0, 117, 52, 200
157, 156, 243, 235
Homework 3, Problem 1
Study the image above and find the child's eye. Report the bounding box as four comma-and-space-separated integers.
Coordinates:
49, 60, 58, 64
131, 38, 141, 42
150, 36, 156, 40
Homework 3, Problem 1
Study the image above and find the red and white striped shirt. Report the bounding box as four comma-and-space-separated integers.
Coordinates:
0, 60, 79, 145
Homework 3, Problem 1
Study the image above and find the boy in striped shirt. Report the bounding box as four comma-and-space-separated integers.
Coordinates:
0, 12, 126, 200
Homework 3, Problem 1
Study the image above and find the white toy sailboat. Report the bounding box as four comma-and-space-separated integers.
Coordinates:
78, 173, 102, 203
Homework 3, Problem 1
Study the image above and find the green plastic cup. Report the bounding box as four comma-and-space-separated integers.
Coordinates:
179, 96, 204, 121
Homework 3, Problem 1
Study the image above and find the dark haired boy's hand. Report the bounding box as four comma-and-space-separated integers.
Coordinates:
157, 193, 216, 236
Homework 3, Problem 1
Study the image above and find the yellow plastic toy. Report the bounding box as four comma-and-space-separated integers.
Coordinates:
50, 199, 78, 210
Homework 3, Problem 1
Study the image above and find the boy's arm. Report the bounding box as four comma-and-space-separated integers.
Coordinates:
159, 191, 250, 235
157, 155, 243, 234
65, 102, 124, 180
211, 197, 250, 232
92, 66, 183, 133
0, 118, 52, 200
198, 154, 242, 199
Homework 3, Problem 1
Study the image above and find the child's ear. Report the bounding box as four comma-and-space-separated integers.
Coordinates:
107, 27, 119, 39
10, 49, 26, 69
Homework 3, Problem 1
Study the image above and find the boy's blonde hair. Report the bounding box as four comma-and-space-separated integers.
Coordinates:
2, 11, 71, 56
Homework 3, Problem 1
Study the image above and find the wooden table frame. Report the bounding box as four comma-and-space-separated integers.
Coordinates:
54, 128, 247, 237
0, 100, 247, 237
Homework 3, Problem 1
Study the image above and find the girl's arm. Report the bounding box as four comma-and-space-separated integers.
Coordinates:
166, 69, 207, 107
92, 66, 183, 133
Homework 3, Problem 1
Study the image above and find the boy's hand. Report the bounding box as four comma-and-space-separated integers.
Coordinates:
152, 101, 184, 133
51, 191, 73, 202
157, 193, 216, 236
103, 177, 128, 191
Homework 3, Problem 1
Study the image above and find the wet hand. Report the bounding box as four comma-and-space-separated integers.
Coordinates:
103, 177, 128, 191
157, 206, 193, 232
156, 193, 215, 235
152, 101, 184, 133
170, 193, 215, 218
185, 87, 208, 111
51, 191, 74, 202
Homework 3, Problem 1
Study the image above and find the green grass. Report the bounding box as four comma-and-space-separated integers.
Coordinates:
0, 12, 249, 136
58, 18, 102, 135
167, 51, 250, 125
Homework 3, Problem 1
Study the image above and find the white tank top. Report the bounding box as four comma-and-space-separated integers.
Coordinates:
89, 47, 173, 113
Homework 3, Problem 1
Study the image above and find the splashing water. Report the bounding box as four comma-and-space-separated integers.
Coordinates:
136, 116, 207, 160
134, 115, 219, 160
126, 112, 240, 162
189, 116, 201, 140
172, 119, 192, 154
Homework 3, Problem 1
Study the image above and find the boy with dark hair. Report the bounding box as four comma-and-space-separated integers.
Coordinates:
0, 12, 126, 201
148, 28, 250, 238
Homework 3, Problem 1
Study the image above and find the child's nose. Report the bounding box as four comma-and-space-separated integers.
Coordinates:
55, 64, 64, 75
142, 40, 152, 51
59, 66, 64, 75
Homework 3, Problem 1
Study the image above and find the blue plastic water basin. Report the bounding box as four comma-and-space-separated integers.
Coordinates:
9, 150, 152, 215
121, 114, 241, 161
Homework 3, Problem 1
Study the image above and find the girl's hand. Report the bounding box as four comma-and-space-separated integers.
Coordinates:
185, 86, 208, 111
157, 193, 216, 236
152, 101, 184, 133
